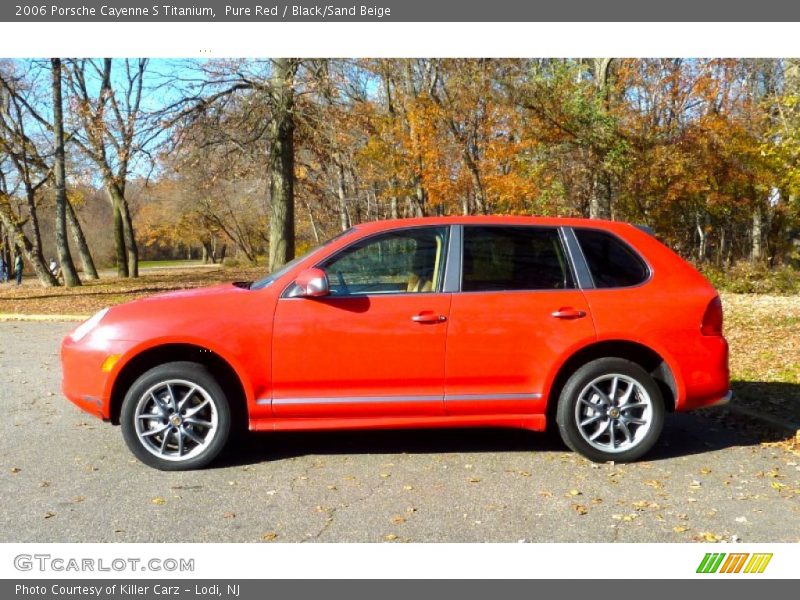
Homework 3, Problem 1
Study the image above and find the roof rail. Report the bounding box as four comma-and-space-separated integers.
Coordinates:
634, 224, 655, 236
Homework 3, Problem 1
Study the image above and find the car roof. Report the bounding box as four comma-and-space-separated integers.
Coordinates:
353, 215, 631, 233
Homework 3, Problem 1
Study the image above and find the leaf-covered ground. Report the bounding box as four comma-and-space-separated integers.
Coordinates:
1, 267, 798, 442
0, 265, 265, 317
721, 294, 800, 450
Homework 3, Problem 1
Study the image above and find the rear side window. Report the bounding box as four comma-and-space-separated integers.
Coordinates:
462, 226, 574, 292
574, 228, 649, 288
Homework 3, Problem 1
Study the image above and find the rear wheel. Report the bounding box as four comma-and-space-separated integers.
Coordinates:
556, 357, 664, 462
121, 361, 231, 470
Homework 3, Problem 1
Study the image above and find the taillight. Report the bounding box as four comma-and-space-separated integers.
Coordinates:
701, 296, 723, 336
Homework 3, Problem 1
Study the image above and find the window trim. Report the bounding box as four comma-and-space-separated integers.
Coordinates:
561, 226, 595, 289
442, 224, 462, 293
281, 224, 452, 299
571, 226, 653, 290
458, 224, 577, 294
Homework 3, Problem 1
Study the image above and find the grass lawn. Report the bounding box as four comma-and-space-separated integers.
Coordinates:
137, 259, 208, 269
1, 266, 797, 447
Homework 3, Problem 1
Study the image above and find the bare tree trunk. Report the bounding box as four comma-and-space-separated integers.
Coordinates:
51, 58, 81, 287
119, 193, 138, 277
23, 188, 47, 271
0, 204, 57, 286
267, 58, 298, 271
0, 226, 10, 276
696, 212, 707, 262
106, 183, 138, 277
336, 161, 351, 231
66, 197, 99, 279
110, 197, 128, 277
752, 205, 763, 262
464, 155, 486, 215
590, 59, 614, 220
412, 177, 425, 217
302, 199, 320, 243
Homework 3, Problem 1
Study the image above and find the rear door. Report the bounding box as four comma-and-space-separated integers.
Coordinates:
444, 225, 596, 416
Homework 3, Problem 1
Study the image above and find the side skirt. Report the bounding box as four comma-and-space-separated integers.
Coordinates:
249, 414, 546, 433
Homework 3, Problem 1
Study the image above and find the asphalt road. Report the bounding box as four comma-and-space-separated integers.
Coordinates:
1, 321, 798, 543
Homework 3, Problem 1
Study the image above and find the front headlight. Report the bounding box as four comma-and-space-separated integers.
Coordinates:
70, 308, 109, 342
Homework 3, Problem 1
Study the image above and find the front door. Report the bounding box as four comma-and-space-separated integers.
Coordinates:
272, 226, 451, 418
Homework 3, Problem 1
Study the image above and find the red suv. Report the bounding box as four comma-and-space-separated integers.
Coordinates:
61, 217, 730, 470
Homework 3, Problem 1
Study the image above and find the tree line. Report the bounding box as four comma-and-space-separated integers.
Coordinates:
1, 58, 799, 287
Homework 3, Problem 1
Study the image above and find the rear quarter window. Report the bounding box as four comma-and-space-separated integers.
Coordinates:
575, 228, 650, 288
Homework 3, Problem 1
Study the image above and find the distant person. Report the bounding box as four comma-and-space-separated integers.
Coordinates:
50, 258, 63, 283
0, 256, 7, 283
14, 254, 23, 286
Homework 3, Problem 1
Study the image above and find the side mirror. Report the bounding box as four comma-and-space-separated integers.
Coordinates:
291, 267, 330, 298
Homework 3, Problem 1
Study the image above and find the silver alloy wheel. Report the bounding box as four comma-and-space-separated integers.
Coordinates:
133, 379, 219, 462
574, 373, 653, 454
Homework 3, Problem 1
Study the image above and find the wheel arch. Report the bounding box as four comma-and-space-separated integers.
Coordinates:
108, 343, 249, 430
545, 340, 677, 429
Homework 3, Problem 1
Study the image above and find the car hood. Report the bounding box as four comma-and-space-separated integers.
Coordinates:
135, 283, 248, 303
95, 282, 258, 339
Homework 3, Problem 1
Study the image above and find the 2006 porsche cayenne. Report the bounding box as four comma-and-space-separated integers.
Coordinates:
61, 216, 730, 470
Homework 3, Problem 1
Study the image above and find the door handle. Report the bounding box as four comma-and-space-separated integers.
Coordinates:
412, 313, 447, 324
551, 307, 587, 320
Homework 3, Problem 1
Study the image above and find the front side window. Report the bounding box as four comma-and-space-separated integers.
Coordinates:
574, 228, 650, 288
461, 226, 574, 292
321, 227, 448, 296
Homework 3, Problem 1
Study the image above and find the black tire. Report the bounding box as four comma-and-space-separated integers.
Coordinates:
556, 357, 664, 463
120, 361, 231, 471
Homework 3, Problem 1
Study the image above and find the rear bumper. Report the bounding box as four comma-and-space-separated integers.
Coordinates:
674, 335, 730, 411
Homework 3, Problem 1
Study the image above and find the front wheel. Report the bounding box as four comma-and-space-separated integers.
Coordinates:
556, 358, 664, 463
120, 361, 231, 470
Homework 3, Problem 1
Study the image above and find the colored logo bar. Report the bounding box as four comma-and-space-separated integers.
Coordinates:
697, 553, 772, 574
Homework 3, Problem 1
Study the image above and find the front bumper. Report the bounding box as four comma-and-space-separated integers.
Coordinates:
60, 332, 133, 421
704, 390, 733, 409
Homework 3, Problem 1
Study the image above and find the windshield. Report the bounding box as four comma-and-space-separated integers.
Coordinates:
249, 228, 356, 290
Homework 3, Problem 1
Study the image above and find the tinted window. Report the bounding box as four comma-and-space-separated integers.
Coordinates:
321, 227, 448, 295
575, 228, 649, 288
462, 226, 574, 292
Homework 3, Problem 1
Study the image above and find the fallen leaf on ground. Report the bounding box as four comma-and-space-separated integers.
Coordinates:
572, 504, 588, 516
673, 525, 690, 533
